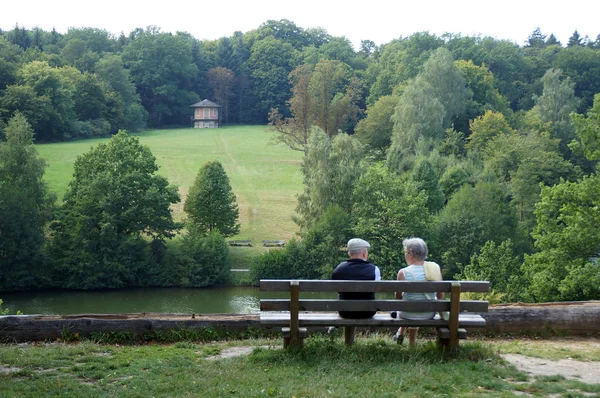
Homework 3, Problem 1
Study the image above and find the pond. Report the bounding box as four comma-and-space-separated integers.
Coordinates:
0, 287, 347, 315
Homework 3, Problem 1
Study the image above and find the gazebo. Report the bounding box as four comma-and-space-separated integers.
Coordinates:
190, 99, 222, 128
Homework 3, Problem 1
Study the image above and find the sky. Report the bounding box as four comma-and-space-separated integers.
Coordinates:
2, 0, 599, 49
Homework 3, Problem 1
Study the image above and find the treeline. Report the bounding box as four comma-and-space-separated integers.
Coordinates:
1, 22, 600, 141
0, 116, 240, 290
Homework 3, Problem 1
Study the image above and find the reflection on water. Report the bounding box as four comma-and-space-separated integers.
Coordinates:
1, 287, 360, 316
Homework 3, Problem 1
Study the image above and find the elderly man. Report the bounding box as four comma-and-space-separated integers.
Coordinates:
331, 238, 381, 319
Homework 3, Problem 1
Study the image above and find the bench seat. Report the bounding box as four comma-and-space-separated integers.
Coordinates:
260, 312, 486, 328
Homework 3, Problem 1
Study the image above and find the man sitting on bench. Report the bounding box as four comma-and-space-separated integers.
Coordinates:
331, 238, 382, 319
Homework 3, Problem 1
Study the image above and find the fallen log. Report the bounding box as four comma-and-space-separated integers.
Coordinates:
1, 301, 598, 342
483, 301, 600, 335
0, 313, 261, 342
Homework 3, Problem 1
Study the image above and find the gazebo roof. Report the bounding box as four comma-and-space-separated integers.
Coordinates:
190, 99, 222, 108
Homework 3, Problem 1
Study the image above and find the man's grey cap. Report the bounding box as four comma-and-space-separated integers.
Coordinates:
347, 238, 370, 251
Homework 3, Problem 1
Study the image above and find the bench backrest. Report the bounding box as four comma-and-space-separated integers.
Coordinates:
260, 279, 489, 314
260, 279, 490, 293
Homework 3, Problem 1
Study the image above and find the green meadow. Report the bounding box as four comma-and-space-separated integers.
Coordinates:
36, 126, 304, 244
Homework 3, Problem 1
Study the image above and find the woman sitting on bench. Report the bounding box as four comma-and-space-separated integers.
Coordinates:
393, 237, 444, 346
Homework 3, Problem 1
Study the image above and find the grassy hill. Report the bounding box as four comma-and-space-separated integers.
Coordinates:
36, 126, 304, 244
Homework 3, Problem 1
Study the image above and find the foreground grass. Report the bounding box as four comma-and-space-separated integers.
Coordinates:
1, 336, 598, 397
36, 126, 303, 243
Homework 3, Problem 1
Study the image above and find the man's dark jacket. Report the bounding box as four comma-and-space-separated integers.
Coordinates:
331, 258, 379, 319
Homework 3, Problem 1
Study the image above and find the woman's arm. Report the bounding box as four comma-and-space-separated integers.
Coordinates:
395, 269, 405, 299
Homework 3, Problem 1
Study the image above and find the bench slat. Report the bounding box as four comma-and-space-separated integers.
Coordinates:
260, 313, 487, 328
260, 299, 488, 313
260, 280, 490, 293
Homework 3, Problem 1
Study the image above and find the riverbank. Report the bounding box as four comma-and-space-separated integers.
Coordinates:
1, 337, 598, 397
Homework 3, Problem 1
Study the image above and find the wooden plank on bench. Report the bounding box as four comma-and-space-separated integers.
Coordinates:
260, 280, 490, 293
260, 299, 488, 313
260, 313, 487, 328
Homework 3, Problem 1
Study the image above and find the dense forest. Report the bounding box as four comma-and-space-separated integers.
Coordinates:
1, 21, 599, 303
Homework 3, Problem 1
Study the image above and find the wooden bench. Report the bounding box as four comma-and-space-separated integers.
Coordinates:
262, 240, 285, 247
260, 279, 489, 349
228, 240, 252, 247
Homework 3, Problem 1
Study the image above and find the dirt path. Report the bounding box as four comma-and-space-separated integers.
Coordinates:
501, 354, 600, 385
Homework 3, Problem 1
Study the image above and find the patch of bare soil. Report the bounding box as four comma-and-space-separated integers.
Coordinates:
0, 365, 21, 374
501, 353, 600, 385
205, 345, 273, 360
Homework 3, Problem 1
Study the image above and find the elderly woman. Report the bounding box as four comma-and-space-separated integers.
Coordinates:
392, 237, 444, 346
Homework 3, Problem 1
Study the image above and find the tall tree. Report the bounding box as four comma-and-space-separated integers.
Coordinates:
269, 63, 313, 152
309, 59, 357, 136
437, 182, 525, 278
184, 161, 240, 237
354, 94, 398, 158
294, 128, 364, 229
122, 27, 199, 127
386, 76, 445, 171
352, 165, 432, 278
207, 66, 235, 123
421, 47, 472, 128
567, 30, 583, 47
412, 158, 445, 213
0, 112, 55, 290
533, 68, 580, 156
50, 131, 180, 289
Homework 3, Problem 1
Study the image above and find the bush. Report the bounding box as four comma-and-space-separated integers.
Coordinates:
177, 230, 231, 287
249, 239, 313, 283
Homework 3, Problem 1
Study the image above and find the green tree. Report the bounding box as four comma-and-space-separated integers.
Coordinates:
177, 230, 231, 287
184, 161, 240, 237
467, 111, 515, 152
437, 182, 524, 278
294, 128, 364, 229
569, 93, 600, 163
50, 131, 180, 289
354, 94, 398, 158
0, 112, 55, 290
484, 131, 576, 230
300, 205, 353, 278
94, 54, 147, 132
567, 30, 583, 47
455, 59, 511, 133
249, 36, 296, 121
460, 239, 523, 301
522, 174, 600, 301
269, 63, 314, 152
352, 165, 433, 279
421, 48, 472, 128
533, 68, 580, 156
122, 27, 199, 127
309, 59, 357, 136
412, 159, 445, 213
386, 76, 445, 171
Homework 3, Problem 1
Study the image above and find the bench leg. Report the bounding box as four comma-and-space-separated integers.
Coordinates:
282, 327, 307, 349
344, 326, 355, 346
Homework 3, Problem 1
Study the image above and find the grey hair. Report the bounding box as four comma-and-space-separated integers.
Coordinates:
402, 237, 428, 260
